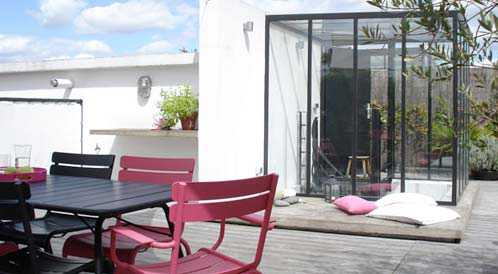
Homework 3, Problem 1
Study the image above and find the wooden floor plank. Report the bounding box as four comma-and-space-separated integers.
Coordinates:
48, 181, 498, 274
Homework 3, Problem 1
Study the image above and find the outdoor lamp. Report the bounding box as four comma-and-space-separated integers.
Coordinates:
137, 76, 152, 99
50, 78, 74, 89
243, 21, 254, 32
296, 40, 305, 50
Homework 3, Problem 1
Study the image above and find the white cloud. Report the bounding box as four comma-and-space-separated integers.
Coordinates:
75, 0, 178, 34
176, 3, 198, 18
0, 35, 33, 54
30, 0, 87, 27
137, 40, 173, 54
74, 53, 95, 59
77, 40, 112, 54
175, 3, 198, 50
242, 0, 374, 14
0, 34, 112, 62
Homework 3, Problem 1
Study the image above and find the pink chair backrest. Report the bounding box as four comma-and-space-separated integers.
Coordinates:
118, 156, 195, 185
167, 174, 278, 273
170, 174, 278, 222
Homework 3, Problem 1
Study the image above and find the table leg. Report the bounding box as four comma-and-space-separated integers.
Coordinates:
161, 205, 184, 258
94, 217, 105, 274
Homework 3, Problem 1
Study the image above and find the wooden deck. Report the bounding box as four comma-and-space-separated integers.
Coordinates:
51, 181, 498, 273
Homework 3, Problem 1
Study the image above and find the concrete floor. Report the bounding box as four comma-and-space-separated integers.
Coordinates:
51, 180, 498, 273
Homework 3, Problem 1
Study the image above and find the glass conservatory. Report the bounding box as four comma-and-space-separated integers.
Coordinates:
264, 11, 470, 205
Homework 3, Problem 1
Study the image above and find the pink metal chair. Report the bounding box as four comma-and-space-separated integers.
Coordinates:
62, 156, 195, 264
109, 174, 278, 274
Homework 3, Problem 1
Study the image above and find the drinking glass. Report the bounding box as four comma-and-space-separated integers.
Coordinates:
14, 145, 31, 168
0, 154, 10, 167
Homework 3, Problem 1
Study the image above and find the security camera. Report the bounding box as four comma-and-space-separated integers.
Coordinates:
50, 78, 74, 89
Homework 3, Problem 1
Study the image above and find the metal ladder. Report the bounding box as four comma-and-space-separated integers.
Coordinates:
297, 111, 307, 191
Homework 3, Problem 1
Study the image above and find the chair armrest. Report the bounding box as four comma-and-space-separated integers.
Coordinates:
237, 214, 277, 230
110, 226, 175, 249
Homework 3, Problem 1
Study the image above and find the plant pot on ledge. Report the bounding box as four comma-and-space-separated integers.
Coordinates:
181, 112, 198, 130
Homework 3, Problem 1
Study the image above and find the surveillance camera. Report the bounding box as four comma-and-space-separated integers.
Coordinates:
50, 78, 74, 89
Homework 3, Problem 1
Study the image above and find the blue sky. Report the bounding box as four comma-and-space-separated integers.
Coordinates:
0, 0, 198, 62
0, 0, 377, 63
0, 0, 494, 64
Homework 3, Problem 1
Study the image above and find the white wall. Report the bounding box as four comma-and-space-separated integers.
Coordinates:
0, 63, 199, 179
267, 22, 322, 192
198, 0, 266, 181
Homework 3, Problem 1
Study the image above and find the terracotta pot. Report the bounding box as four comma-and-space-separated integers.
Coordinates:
471, 170, 498, 180
181, 112, 198, 130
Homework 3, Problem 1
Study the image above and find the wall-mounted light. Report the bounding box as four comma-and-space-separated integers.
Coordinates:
296, 40, 305, 50
50, 78, 74, 89
137, 76, 152, 99
243, 21, 254, 32
50, 78, 74, 99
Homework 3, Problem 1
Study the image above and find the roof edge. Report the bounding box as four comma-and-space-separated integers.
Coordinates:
0, 53, 198, 74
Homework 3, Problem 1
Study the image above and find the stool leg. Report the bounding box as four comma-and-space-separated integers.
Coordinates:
346, 160, 352, 178
362, 160, 367, 178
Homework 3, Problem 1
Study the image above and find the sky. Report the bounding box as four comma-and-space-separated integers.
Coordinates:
1, 0, 493, 64
0, 0, 199, 62
0, 0, 377, 63
243, 0, 373, 14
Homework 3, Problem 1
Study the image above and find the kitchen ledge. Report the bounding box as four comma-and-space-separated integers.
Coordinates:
89, 128, 197, 138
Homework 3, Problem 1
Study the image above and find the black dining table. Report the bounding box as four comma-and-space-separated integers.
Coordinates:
28, 175, 173, 274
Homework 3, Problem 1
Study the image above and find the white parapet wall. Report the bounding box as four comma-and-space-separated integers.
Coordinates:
198, 0, 266, 182
0, 54, 199, 179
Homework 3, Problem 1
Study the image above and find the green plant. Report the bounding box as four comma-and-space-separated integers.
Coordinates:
365, 0, 498, 147
431, 96, 454, 156
157, 85, 198, 129
366, 0, 497, 89
160, 85, 198, 120
154, 116, 176, 130
471, 98, 498, 139
470, 137, 498, 172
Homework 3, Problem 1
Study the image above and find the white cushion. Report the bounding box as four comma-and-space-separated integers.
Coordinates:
375, 193, 437, 208
367, 203, 460, 225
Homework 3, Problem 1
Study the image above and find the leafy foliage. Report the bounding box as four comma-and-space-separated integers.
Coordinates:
470, 136, 498, 171
366, 0, 498, 90
157, 85, 198, 129
471, 96, 498, 138
366, 0, 498, 172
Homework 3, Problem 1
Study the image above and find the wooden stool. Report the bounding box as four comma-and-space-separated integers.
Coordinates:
346, 156, 372, 178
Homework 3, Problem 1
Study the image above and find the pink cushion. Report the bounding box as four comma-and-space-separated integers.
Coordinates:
358, 183, 392, 194
334, 195, 377, 215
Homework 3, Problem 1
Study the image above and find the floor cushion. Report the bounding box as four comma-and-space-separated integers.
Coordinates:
367, 203, 460, 225
334, 195, 377, 215
375, 192, 437, 208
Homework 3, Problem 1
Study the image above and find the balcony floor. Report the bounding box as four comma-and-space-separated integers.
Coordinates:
49, 180, 498, 274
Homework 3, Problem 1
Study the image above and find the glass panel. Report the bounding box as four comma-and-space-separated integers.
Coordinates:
310, 19, 355, 196
404, 18, 454, 202
266, 14, 465, 203
356, 18, 403, 199
268, 20, 309, 194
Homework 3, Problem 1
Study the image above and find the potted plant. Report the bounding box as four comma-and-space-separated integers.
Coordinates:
158, 85, 198, 130
470, 137, 498, 180
154, 115, 176, 130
